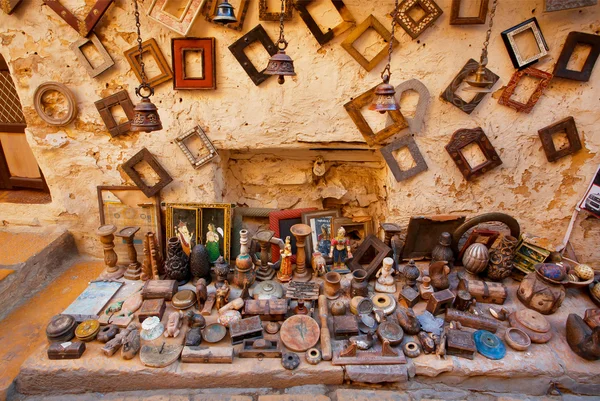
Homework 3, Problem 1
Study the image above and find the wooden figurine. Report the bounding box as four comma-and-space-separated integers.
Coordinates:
216, 280, 231, 311
277, 236, 294, 282
329, 227, 352, 269
141, 232, 163, 280
396, 307, 421, 335
186, 310, 206, 329
375, 257, 396, 293
418, 331, 436, 354
196, 278, 208, 309
164, 311, 184, 338
429, 261, 450, 290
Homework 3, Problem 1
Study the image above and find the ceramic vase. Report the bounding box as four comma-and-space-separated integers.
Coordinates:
233, 229, 256, 287
486, 235, 518, 281
351, 269, 369, 297
431, 232, 455, 267
190, 244, 212, 285
462, 243, 489, 275
214, 256, 230, 284
165, 237, 190, 285
324, 272, 341, 299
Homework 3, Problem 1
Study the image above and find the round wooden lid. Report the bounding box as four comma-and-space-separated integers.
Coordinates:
515, 309, 550, 333
75, 320, 100, 339
279, 315, 320, 352
172, 290, 196, 310
46, 314, 75, 337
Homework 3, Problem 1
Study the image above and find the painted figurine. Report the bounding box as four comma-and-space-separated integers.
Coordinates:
277, 236, 293, 282
215, 280, 230, 311
317, 225, 331, 255
375, 257, 396, 293
205, 223, 223, 263
175, 221, 194, 256
312, 250, 327, 278
329, 227, 352, 268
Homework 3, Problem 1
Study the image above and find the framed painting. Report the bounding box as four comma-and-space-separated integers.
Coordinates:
301, 209, 340, 263
331, 216, 373, 256
269, 208, 316, 263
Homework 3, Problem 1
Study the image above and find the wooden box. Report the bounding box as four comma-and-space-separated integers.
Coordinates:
138, 298, 166, 323
181, 346, 234, 363
446, 329, 476, 359
142, 280, 178, 301
47, 341, 86, 360
244, 299, 288, 321
457, 278, 507, 305
229, 316, 263, 345
239, 339, 282, 358
333, 315, 359, 340
426, 289, 455, 316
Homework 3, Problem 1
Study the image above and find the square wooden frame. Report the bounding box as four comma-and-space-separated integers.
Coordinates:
172, 37, 216, 90
124, 39, 173, 88
445, 127, 502, 181
175, 125, 218, 168
402, 215, 466, 260
346, 234, 391, 279
456, 228, 499, 263
341, 14, 399, 71
1, 0, 23, 14
94, 90, 135, 138
450, 0, 487, 25
381, 135, 428, 182
269, 208, 317, 264
394, 0, 443, 39
259, 0, 293, 21
537, 116, 582, 162
147, 0, 204, 36
43, 0, 114, 37
498, 67, 552, 114
228, 25, 277, 86
295, 0, 356, 46
70, 34, 114, 78
301, 209, 341, 263
344, 85, 408, 146
501, 18, 549, 70
203, 0, 250, 31
553, 31, 600, 82
440, 58, 499, 115
122, 148, 173, 198
331, 217, 374, 256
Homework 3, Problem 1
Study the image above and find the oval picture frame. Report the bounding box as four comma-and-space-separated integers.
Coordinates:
33, 82, 78, 126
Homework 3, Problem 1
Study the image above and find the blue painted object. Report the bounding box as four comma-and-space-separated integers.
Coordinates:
538, 263, 566, 281
474, 330, 506, 360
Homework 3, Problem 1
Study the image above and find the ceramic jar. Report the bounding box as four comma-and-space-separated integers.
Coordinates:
331, 300, 346, 316
517, 271, 566, 315
575, 264, 594, 281
462, 243, 489, 275
431, 232, 455, 267
233, 229, 256, 287
190, 244, 212, 284
351, 269, 369, 297
324, 272, 341, 299
419, 276, 434, 300
214, 256, 230, 284
140, 316, 164, 341
165, 237, 190, 285
403, 259, 421, 288
486, 235, 518, 281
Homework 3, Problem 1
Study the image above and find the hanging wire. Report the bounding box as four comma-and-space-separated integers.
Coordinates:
479, 0, 498, 68
381, 0, 399, 82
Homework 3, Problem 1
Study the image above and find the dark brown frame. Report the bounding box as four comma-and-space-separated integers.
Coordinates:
553, 31, 600, 82
346, 234, 391, 279
122, 148, 173, 198
259, 0, 293, 21
394, 0, 443, 39
232, 207, 279, 259
450, 0, 487, 25
228, 25, 277, 86
498, 67, 553, 114
344, 85, 408, 146
295, 0, 355, 46
380, 135, 428, 182
331, 217, 373, 251
43, 0, 114, 37
402, 215, 466, 260
340, 14, 398, 71
203, 0, 250, 31
124, 38, 173, 88
445, 127, 502, 181
538, 116, 582, 163
172, 38, 216, 90
94, 90, 135, 138
501, 18, 548, 70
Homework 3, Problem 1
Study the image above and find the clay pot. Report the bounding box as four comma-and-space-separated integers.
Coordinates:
324, 272, 341, 299
486, 235, 518, 281
517, 271, 566, 315
190, 244, 212, 285
505, 327, 530, 351
462, 243, 489, 275
351, 269, 369, 298
419, 276, 434, 300
431, 232, 454, 267
331, 300, 346, 316
214, 256, 230, 284
164, 237, 190, 285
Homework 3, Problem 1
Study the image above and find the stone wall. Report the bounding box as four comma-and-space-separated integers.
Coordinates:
0, 0, 599, 262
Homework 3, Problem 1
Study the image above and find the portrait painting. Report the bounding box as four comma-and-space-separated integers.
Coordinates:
301, 209, 340, 263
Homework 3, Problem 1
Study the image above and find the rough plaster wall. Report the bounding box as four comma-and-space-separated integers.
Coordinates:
0, 0, 599, 262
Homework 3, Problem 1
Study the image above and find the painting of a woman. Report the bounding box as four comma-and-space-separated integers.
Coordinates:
205, 223, 223, 263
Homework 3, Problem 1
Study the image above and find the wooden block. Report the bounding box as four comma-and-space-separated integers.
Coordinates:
239, 339, 282, 358
244, 299, 288, 321
446, 308, 498, 333
229, 315, 263, 345
141, 280, 178, 301
457, 277, 507, 305
181, 346, 234, 363
201, 293, 216, 316
426, 289, 455, 315
446, 328, 476, 359
400, 287, 420, 307
333, 315, 359, 340
138, 298, 165, 323
47, 341, 86, 360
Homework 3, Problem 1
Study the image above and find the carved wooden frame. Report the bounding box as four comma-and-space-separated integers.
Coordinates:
269, 208, 317, 264
450, 0, 487, 25
385, 78, 430, 134
440, 58, 498, 115
122, 148, 173, 198
228, 25, 277, 86
1, 0, 23, 15
295, 0, 355, 46
70, 34, 114, 78
445, 127, 502, 181
346, 234, 392, 279
501, 18, 549, 70
172, 37, 216, 90
553, 31, 600, 82
33, 82, 78, 126
124, 39, 173, 88
498, 67, 552, 114
394, 0, 443, 39
537, 117, 582, 162
341, 14, 399, 71
381, 135, 428, 182
203, 0, 250, 31
175, 125, 218, 168
43, 0, 114, 37
94, 90, 135, 138
544, 0, 597, 12
147, 0, 204, 36
344, 85, 408, 147
259, 0, 292, 21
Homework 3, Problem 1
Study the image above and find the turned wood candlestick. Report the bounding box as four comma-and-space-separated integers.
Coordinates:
117, 226, 141, 280
253, 230, 275, 281
97, 224, 125, 279
291, 223, 312, 282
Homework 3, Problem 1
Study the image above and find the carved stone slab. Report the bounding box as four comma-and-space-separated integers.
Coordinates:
498, 67, 552, 114
440, 59, 498, 115
381, 135, 428, 182
538, 116, 582, 162
445, 127, 502, 181
228, 25, 277, 86
295, 0, 355, 46
70, 34, 114, 78
385, 79, 430, 135
122, 148, 173, 198
394, 0, 443, 39
279, 315, 320, 352
553, 31, 600, 82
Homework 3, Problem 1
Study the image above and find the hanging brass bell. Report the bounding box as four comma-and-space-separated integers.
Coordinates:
213, 0, 237, 24
465, 64, 495, 93
265, 42, 296, 85
369, 75, 398, 114
131, 97, 162, 133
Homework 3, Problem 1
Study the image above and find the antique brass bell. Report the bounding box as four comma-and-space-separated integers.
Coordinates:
369, 74, 398, 113
213, 0, 237, 24
131, 92, 162, 133
265, 45, 296, 85
465, 0, 499, 93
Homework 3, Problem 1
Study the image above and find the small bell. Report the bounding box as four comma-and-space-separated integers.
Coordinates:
131, 97, 162, 133
465, 64, 495, 93
213, 0, 237, 24
265, 46, 296, 85
369, 75, 398, 114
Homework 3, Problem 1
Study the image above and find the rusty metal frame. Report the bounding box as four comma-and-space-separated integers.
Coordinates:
445, 127, 502, 181
203, 0, 250, 31
440, 58, 498, 115
43, 0, 114, 37
341, 14, 399, 71
124, 38, 173, 88
501, 18, 548, 70
538, 117, 582, 162
498, 67, 552, 114
228, 25, 277, 86
380, 135, 428, 182
394, 0, 443, 39
259, 0, 292, 21
122, 148, 173, 198
94, 90, 135, 138
295, 0, 355, 46
70, 34, 114, 78
450, 0, 487, 25
553, 31, 600, 82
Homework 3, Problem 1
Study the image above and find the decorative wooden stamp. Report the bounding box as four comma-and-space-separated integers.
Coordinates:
1, 0, 23, 14
122, 148, 173, 198
147, 0, 204, 36
440, 58, 499, 115
346, 234, 392, 279
70, 34, 114, 78
498, 67, 552, 113
449, 0, 487, 25
33, 82, 78, 126
501, 18, 549, 69
445, 127, 502, 181
341, 14, 399, 71
172, 37, 216, 90
228, 25, 277, 86
537, 117, 582, 162
203, 0, 250, 31
380, 135, 428, 182
259, 0, 292, 21
394, 0, 443, 39
43, 0, 114, 37
94, 90, 135, 138
124, 38, 173, 88
553, 31, 600, 82
295, 0, 355, 46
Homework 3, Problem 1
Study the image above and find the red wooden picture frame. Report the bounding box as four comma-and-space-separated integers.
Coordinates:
172, 38, 216, 90
269, 208, 317, 264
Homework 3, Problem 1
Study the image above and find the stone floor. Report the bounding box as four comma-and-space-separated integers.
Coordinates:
0, 230, 58, 266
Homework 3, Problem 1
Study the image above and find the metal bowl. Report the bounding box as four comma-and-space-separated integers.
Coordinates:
202, 323, 227, 343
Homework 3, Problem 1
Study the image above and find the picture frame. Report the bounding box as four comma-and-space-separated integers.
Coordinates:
445, 127, 502, 181
166, 203, 231, 261
122, 148, 173, 198
97, 185, 163, 263
175, 126, 218, 168
301, 209, 340, 263
501, 18, 549, 70
232, 207, 279, 260
394, 0, 443, 39
172, 37, 216, 90
456, 228, 499, 263
385, 78, 430, 135
380, 134, 428, 182
147, 0, 205, 37
346, 234, 391, 279
43, 0, 114, 37
228, 25, 278, 86
1, 0, 23, 15
70, 34, 114, 78
449, 0, 487, 25
203, 0, 250, 31
94, 90, 135, 138
259, 0, 293, 21
33, 82, 78, 126
402, 215, 466, 260
269, 208, 317, 263
498, 67, 552, 114
544, 0, 597, 12
124, 39, 173, 88
538, 116, 582, 162
553, 31, 600, 82
577, 164, 600, 219
295, 0, 356, 46
331, 216, 374, 256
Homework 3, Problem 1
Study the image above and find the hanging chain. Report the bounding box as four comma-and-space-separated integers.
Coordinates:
277, 0, 287, 49
134, 0, 146, 85
480, 0, 498, 67
382, 0, 399, 82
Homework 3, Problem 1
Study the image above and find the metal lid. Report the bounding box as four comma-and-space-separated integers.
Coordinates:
357, 297, 374, 315
253, 280, 283, 299
75, 320, 100, 339
172, 290, 196, 310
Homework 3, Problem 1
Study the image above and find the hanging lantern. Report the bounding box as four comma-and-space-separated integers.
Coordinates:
213, 0, 237, 24
130, 0, 162, 133
264, 0, 296, 85
465, 0, 499, 93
